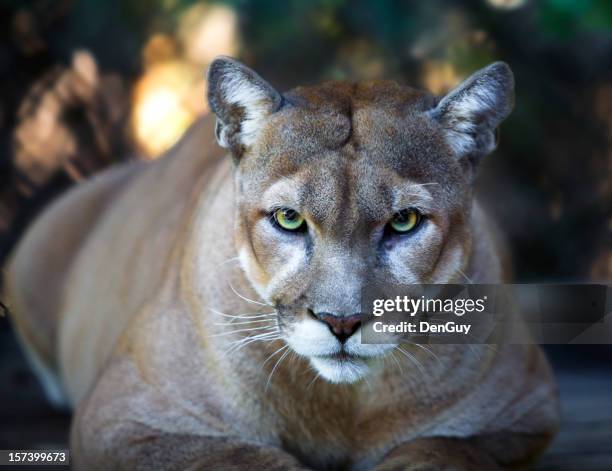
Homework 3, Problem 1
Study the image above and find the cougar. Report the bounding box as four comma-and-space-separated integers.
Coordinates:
5, 57, 559, 470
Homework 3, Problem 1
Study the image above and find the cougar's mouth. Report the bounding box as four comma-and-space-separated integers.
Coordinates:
316, 350, 365, 362
309, 351, 371, 384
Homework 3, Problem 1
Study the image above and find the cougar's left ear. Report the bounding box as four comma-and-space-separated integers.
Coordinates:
207, 56, 283, 155
428, 62, 514, 170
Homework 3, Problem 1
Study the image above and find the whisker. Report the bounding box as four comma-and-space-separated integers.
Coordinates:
262, 344, 289, 367
306, 371, 321, 392
208, 308, 275, 320
228, 336, 281, 353
214, 319, 276, 326
226, 315, 276, 324
402, 193, 433, 199
414, 329, 501, 355
457, 268, 474, 285
395, 346, 427, 377
228, 281, 272, 307
389, 350, 404, 375
407, 342, 442, 365
265, 348, 291, 391
225, 332, 281, 354
207, 325, 276, 339
226, 331, 279, 346
468, 344, 484, 361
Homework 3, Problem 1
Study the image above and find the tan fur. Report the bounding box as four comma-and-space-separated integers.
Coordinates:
5, 60, 559, 470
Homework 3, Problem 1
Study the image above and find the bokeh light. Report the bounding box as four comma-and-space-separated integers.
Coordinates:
486, 0, 527, 9
131, 4, 238, 158
421, 61, 462, 95
132, 60, 203, 158
179, 4, 238, 66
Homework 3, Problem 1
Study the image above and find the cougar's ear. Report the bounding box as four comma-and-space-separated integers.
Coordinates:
207, 56, 282, 155
429, 62, 514, 169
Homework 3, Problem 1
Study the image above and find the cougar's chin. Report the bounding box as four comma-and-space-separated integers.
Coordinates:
309, 354, 370, 384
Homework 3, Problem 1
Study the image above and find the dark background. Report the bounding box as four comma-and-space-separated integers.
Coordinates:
0, 0, 611, 468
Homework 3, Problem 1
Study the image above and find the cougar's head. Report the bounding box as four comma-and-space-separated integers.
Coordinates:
207, 57, 514, 383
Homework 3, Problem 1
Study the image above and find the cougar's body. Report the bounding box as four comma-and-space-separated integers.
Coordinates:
5, 61, 558, 470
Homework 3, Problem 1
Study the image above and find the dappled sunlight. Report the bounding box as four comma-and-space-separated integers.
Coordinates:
132, 60, 203, 158
131, 4, 238, 158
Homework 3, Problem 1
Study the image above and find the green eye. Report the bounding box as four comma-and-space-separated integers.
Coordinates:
273, 208, 306, 232
389, 209, 421, 233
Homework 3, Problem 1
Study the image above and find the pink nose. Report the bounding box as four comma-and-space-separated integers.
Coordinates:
313, 312, 361, 343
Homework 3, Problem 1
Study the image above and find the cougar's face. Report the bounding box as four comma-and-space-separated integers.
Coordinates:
233, 84, 472, 383
208, 58, 513, 383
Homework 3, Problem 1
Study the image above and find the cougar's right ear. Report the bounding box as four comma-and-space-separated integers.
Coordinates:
207, 56, 283, 156
428, 62, 514, 167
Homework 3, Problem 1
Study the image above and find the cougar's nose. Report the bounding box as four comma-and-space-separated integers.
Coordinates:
312, 312, 362, 343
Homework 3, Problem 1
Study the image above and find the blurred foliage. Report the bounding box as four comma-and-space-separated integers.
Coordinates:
538, 0, 612, 37
0, 0, 611, 282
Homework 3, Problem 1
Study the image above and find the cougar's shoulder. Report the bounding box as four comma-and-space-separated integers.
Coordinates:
7, 115, 225, 404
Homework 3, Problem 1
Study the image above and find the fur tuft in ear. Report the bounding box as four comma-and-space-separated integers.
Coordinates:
429, 61, 514, 159
207, 56, 282, 154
